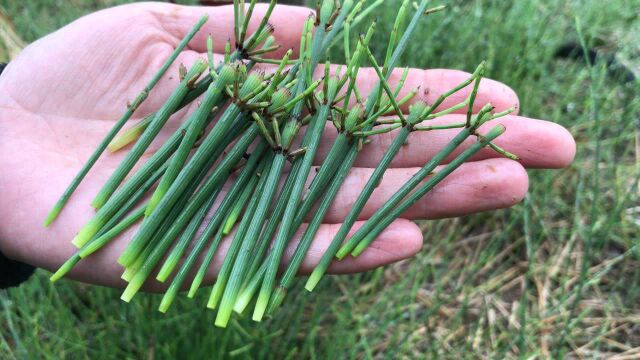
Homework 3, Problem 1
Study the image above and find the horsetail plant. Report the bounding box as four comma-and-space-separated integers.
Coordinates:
104, 4, 279, 152
159, 148, 269, 312
46, 0, 524, 330
351, 125, 509, 256
145, 63, 238, 214
305, 0, 441, 292
91, 60, 208, 209
194, 71, 302, 304
72, 104, 247, 250
330, 50, 488, 258
206, 155, 273, 311
253, 68, 342, 321
214, 2, 348, 327
43, 15, 209, 226
236, 9, 418, 313
115, 68, 276, 268
347, 108, 515, 257
185, 157, 265, 298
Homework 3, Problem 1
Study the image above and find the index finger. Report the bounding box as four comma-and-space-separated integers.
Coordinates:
140, 2, 312, 57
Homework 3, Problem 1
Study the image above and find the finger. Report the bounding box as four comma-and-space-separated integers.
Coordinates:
120, 219, 420, 288
138, 2, 520, 115
322, 66, 521, 115
255, 64, 521, 115
308, 158, 529, 224
202, 218, 423, 280
140, 3, 312, 57
109, 2, 311, 117
12, 137, 422, 288
13, 139, 507, 289
29, 213, 421, 290
314, 115, 576, 169
291, 218, 423, 274
151, 65, 519, 138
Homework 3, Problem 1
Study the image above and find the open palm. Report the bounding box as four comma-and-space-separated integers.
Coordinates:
0, 3, 575, 290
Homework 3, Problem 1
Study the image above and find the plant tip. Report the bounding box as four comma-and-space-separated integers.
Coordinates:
266, 23, 275, 33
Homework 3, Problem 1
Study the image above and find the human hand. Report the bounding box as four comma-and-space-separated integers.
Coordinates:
0, 3, 575, 289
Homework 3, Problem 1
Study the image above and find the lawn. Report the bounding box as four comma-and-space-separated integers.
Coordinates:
1, 0, 639, 358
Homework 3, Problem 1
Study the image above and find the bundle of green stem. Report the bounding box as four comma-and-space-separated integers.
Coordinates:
47, 0, 517, 328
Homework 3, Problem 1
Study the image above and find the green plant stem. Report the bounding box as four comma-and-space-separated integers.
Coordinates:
49, 254, 81, 283
304, 0, 440, 291
117, 112, 255, 268
118, 119, 255, 269
120, 193, 194, 284
238, 0, 257, 46
155, 187, 222, 283
331, 62, 485, 258
253, 93, 337, 321
92, 60, 207, 209
382, 0, 409, 74
338, 127, 476, 258
43, 15, 208, 226
121, 170, 201, 283
106, 15, 280, 151
121, 242, 149, 282
235, 133, 360, 312
331, 0, 384, 51
222, 198, 246, 236
413, 122, 466, 131
146, 71, 234, 214
120, 160, 229, 302
77, 160, 168, 258
159, 143, 268, 309
267, 149, 354, 313
188, 227, 225, 298
107, 66, 246, 151
215, 154, 287, 327
50, 158, 174, 281
107, 114, 152, 152
301, 133, 392, 290
301, 132, 350, 203
186, 157, 264, 299
242, 0, 276, 51
376, 98, 469, 126
100, 163, 165, 229
233, 261, 267, 314
239, 152, 305, 287
159, 170, 261, 311
241, 174, 291, 279
233, 166, 307, 313
73, 137, 183, 247
222, 160, 264, 235
120, 188, 207, 285
78, 206, 146, 260
121, 239, 154, 282
301, 104, 414, 280
207, 156, 272, 310
349, 125, 506, 257
235, 118, 359, 314
73, 106, 245, 249
107, 74, 218, 151
217, 10, 331, 321
318, 0, 353, 53
353, 123, 401, 136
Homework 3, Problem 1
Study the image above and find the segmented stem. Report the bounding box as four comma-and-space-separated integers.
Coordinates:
350, 125, 507, 256
44, 15, 208, 226
92, 60, 207, 209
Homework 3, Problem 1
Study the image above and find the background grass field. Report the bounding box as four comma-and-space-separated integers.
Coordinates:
1, 0, 639, 358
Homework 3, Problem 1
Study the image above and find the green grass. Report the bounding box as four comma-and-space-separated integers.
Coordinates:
2, 0, 639, 358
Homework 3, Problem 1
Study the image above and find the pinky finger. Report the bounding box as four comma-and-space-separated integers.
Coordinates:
287, 218, 423, 275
